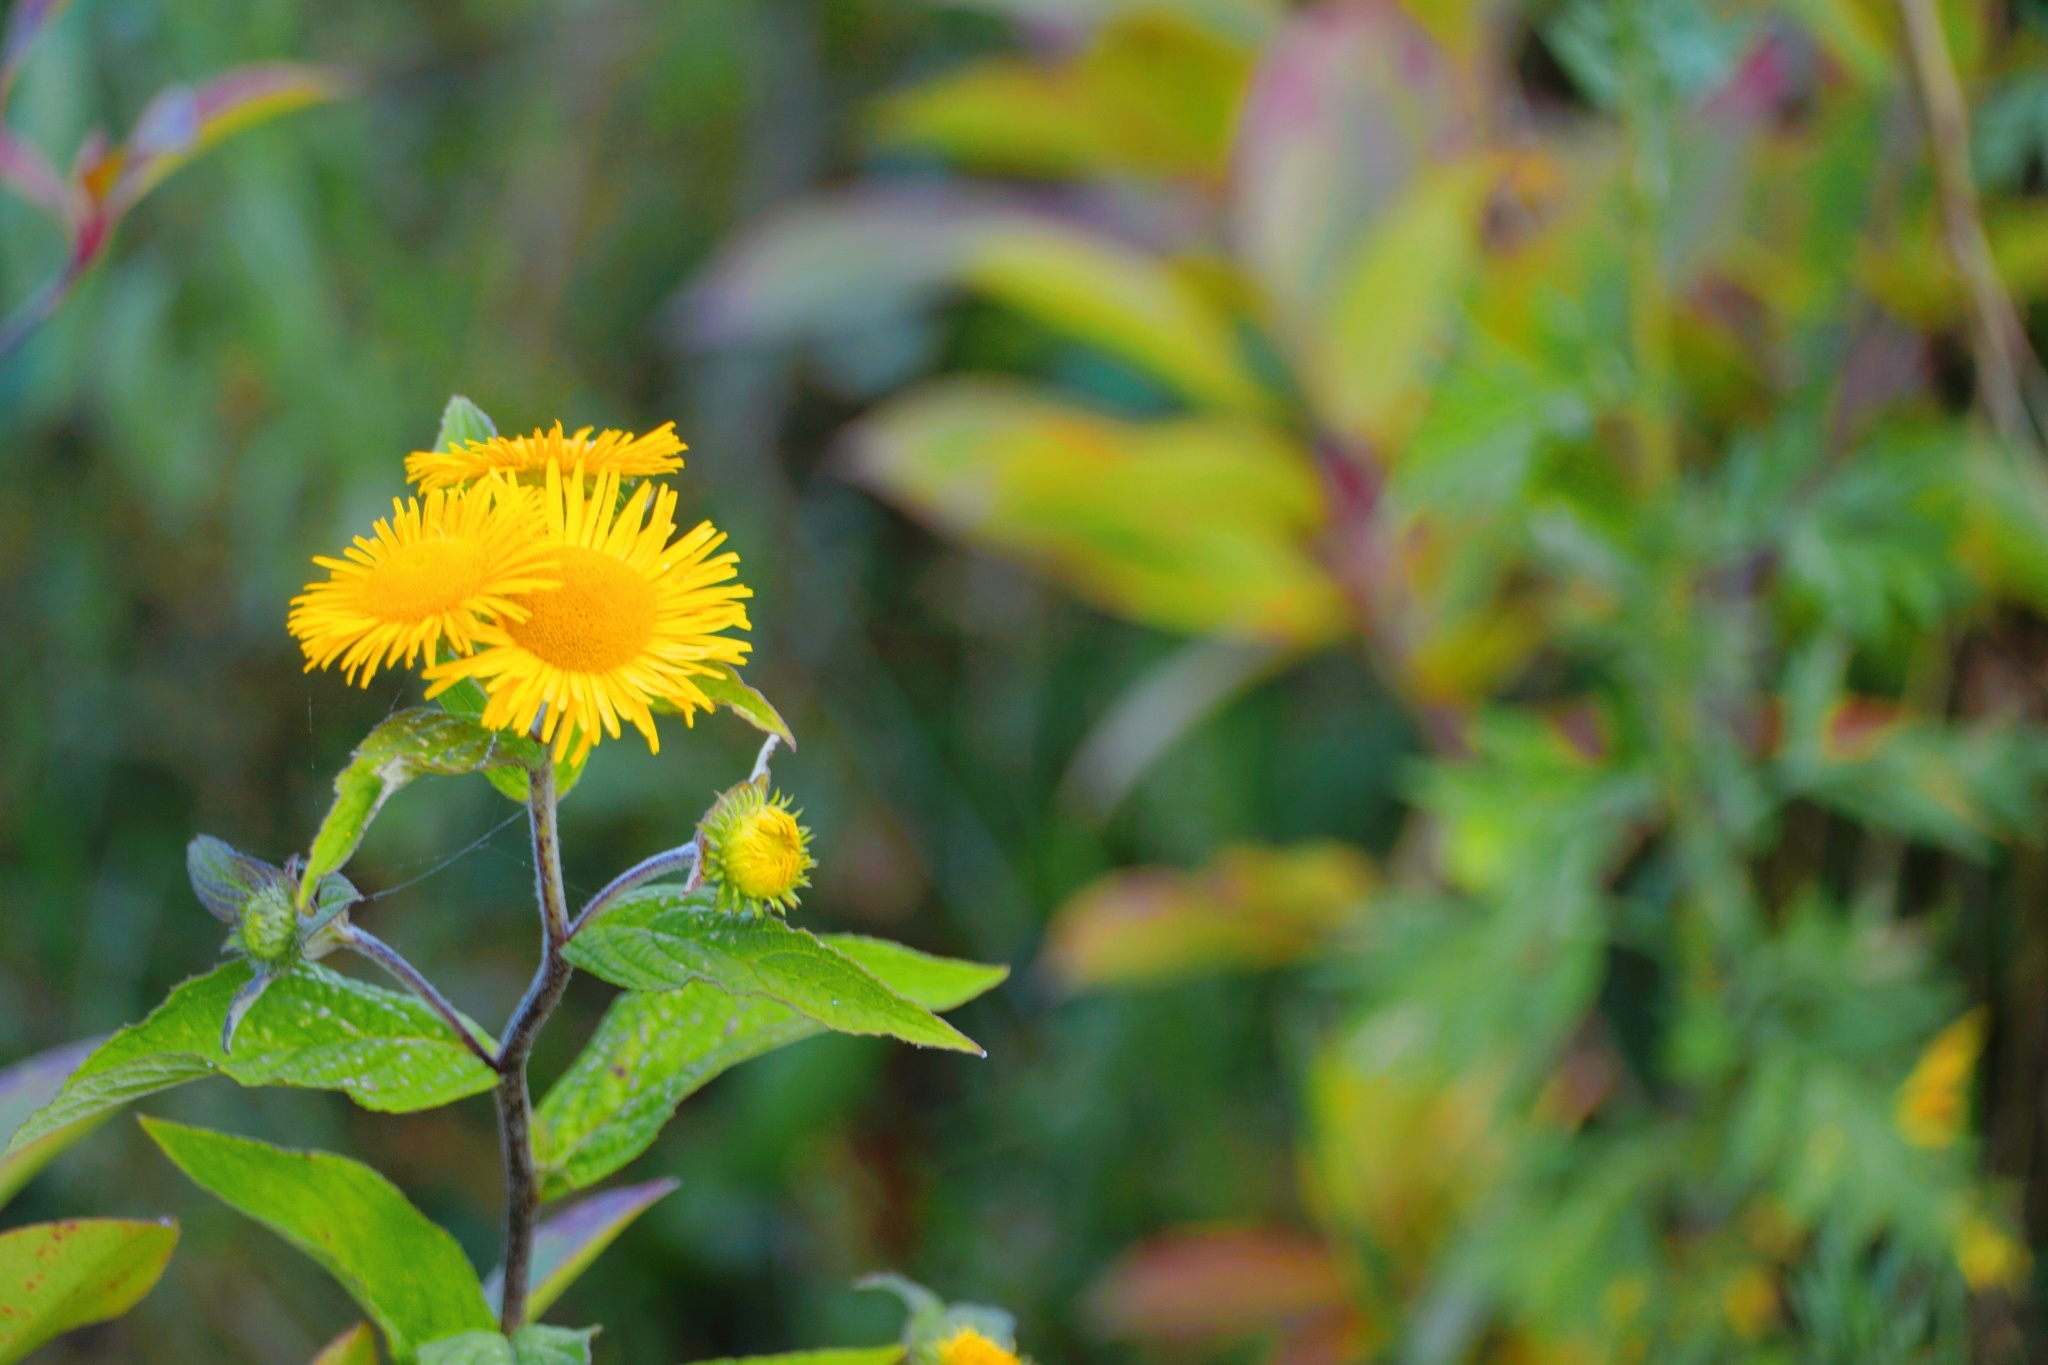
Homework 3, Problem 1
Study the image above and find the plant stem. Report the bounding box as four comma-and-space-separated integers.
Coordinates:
1895, 0, 2043, 444
336, 925, 500, 1069
495, 757, 576, 1333
567, 841, 698, 940
1616, 0, 1676, 489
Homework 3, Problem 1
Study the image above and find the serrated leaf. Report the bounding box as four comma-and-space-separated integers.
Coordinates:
565, 889, 981, 1054
960, 224, 1269, 414
678, 665, 797, 748
0, 1218, 178, 1364
689, 1350, 902, 1365
420, 1328, 595, 1365
144, 1119, 494, 1362
312, 1323, 381, 1365
303, 708, 540, 904
536, 936, 1004, 1196
0, 1039, 103, 1209
847, 380, 1344, 645
435, 396, 499, 453
484, 1179, 677, 1316
7, 962, 496, 1154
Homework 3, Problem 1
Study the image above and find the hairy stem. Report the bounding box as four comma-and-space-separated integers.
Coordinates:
335, 925, 500, 1069
1896, 0, 2043, 444
495, 758, 576, 1333
568, 841, 698, 940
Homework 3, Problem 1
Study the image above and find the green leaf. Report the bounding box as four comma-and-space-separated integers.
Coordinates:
0, 1039, 105, 1208
7, 962, 496, 1154
302, 708, 540, 904
847, 380, 1345, 646
143, 1119, 494, 1362
435, 395, 499, 452
565, 889, 982, 1054
0, 1218, 179, 1365
311, 1323, 381, 1365
674, 664, 797, 749
484, 1179, 677, 1317
535, 936, 1004, 1197
960, 223, 1270, 414
420, 1328, 595, 1365
688, 1350, 902, 1365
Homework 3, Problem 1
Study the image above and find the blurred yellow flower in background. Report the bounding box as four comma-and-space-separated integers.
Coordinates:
1954, 1213, 2029, 1292
1897, 1010, 1986, 1149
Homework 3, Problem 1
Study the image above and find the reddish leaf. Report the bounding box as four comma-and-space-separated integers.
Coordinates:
1087, 1226, 1350, 1342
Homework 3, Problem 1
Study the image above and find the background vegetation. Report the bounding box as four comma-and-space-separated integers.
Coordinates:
7, 0, 2048, 1359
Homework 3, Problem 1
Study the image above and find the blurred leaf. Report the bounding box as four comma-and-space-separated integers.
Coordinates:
0, 1218, 178, 1365
420, 1328, 596, 1365
872, 12, 1253, 180
7, 962, 496, 1154
483, 1179, 678, 1317
565, 888, 983, 1053
1045, 842, 1373, 990
435, 395, 499, 453
109, 64, 347, 216
0, 127, 67, 225
660, 664, 796, 749
144, 1118, 494, 1362
302, 708, 541, 905
962, 223, 1269, 413
0, 0, 74, 97
312, 1324, 381, 1365
1232, 0, 1470, 325
1086, 1226, 1349, 1341
0, 1039, 102, 1208
1308, 158, 1493, 447
535, 936, 1005, 1196
848, 380, 1346, 644
688, 1352, 901, 1365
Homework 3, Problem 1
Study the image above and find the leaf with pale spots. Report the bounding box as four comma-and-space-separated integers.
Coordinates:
304, 708, 544, 902
536, 934, 1005, 1196
421, 1327, 597, 1365
565, 889, 984, 1054
144, 1119, 494, 1362
0, 1218, 178, 1364
6, 961, 497, 1155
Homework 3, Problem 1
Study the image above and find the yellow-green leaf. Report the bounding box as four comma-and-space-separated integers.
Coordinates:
1043, 842, 1375, 990
312, 1324, 381, 1365
1307, 158, 1493, 448
848, 381, 1346, 645
0, 1218, 179, 1365
962, 224, 1268, 413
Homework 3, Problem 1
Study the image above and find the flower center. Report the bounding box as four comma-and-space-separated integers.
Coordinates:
728, 806, 807, 898
504, 544, 657, 673
355, 538, 491, 623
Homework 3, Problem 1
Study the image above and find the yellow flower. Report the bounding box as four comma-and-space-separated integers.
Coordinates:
1721, 1265, 1778, 1341
1897, 1009, 1985, 1149
288, 480, 559, 686
701, 777, 814, 914
1955, 1213, 2030, 1292
406, 421, 686, 492
934, 1330, 1018, 1365
424, 462, 751, 762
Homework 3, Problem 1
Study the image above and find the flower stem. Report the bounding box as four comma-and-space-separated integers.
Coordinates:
336, 924, 500, 1069
567, 841, 698, 941
495, 757, 576, 1333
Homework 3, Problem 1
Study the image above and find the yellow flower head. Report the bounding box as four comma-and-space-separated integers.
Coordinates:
424, 461, 751, 762
701, 777, 814, 914
1955, 1213, 2030, 1292
934, 1330, 1018, 1365
406, 421, 686, 492
288, 480, 559, 686
1897, 1009, 1985, 1149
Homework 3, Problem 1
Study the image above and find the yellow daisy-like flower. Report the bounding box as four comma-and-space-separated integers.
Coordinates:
935, 1330, 1018, 1365
424, 461, 751, 762
700, 777, 814, 914
1897, 1009, 1985, 1149
288, 480, 559, 686
406, 421, 686, 492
